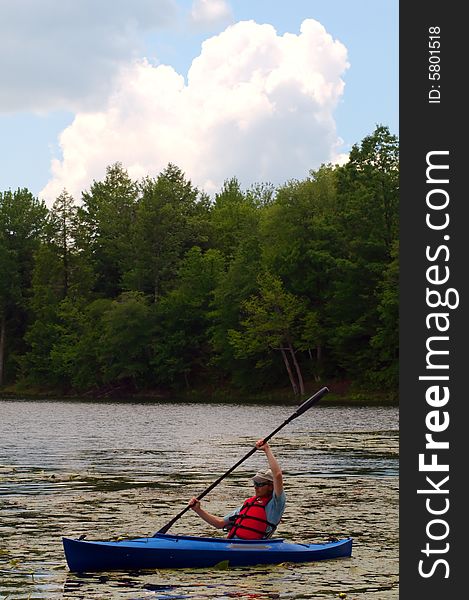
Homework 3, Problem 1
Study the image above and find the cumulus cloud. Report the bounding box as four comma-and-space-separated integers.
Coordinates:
190, 0, 232, 29
0, 0, 176, 113
40, 19, 349, 204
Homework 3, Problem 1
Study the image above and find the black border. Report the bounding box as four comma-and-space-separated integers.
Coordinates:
400, 2, 465, 596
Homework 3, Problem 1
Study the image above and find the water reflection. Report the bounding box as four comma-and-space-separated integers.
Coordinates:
0, 401, 398, 599
61, 559, 357, 600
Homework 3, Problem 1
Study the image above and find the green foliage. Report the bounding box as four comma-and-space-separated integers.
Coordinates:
322, 126, 399, 379
335, 124, 399, 258
77, 163, 138, 298
228, 272, 309, 395
229, 272, 306, 357
96, 292, 152, 385
66, 299, 111, 390
3, 126, 399, 397
370, 240, 399, 389
150, 247, 225, 387
209, 232, 263, 388
49, 297, 89, 388
209, 178, 260, 260
124, 164, 210, 301
0, 189, 48, 384
20, 245, 64, 385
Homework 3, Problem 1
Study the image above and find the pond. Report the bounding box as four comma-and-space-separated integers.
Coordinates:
0, 400, 398, 599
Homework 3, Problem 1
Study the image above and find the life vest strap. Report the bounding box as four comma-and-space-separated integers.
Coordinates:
227, 507, 277, 539
226, 494, 280, 540
230, 523, 274, 536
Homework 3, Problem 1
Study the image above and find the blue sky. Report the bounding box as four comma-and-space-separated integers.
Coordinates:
0, 0, 398, 204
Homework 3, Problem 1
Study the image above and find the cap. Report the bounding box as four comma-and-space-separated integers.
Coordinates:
252, 469, 273, 483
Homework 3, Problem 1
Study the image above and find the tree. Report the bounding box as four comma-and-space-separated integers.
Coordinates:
259, 166, 340, 376
76, 163, 138, 298
96, 292, 152, 388
0, 234, 19, 385
150, 246, 225, 388
58, 298, 111, 391
209, 178, 259, 260
20, 244, 63, 386
335, 124, 399, 259
22, 190, 94, 388
48, 190, 77, 298
3, 126, 399, 397
0, 189, 48, 385
370, 240, 399, 390
228, 272, 308, 396
324, 125, 399, 379
125, 164, 209, 301
209, 233, 263, 388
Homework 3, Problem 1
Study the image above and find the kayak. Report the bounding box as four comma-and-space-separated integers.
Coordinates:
63, 533, 352, 572
62, 532, 352, 571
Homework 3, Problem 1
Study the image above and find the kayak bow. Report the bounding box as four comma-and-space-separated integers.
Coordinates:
63, 532, 352, 571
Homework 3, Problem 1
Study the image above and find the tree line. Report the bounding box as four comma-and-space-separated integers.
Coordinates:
0, 125, 398, 398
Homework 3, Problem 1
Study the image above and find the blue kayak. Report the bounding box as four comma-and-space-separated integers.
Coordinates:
63, 532, 352, 571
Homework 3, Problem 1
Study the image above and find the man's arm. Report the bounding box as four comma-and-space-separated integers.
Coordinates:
256, 440, 284, 496
188, 497, 225, 529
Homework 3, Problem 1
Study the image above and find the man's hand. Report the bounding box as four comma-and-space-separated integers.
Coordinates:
188, 497, 201, 511
255, 439, 284, 496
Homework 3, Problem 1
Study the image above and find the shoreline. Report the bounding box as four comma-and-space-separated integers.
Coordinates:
0, 382, 398, 406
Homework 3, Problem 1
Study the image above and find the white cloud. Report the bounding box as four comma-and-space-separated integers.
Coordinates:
0, 0, 177, 113
40, 19, 349, 204
190, 0, 232, 28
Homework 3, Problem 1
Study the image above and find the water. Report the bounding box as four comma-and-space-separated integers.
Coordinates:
0, 400, 398, 599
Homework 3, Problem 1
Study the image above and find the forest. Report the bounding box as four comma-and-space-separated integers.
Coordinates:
0, 125, 398, 401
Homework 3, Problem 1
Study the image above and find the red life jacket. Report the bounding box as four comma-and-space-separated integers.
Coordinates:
227, 495, 276, 540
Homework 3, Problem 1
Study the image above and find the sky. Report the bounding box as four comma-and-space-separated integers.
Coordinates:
0, 0, 398, 206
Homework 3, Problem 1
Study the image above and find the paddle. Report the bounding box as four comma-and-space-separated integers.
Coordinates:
156, 385, 329, 535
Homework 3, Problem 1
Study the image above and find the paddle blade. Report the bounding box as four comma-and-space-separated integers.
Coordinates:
294, 386, 329, 417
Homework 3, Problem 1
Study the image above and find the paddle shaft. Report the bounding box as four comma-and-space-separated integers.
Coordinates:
157, 386, 329, 534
